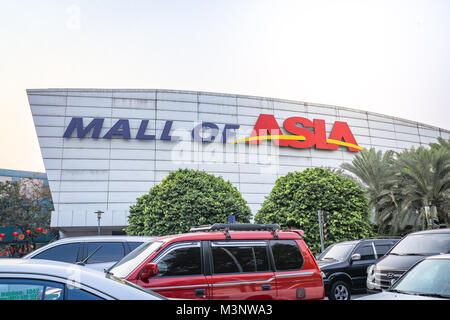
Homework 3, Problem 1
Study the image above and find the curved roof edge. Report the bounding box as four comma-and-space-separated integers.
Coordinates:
26, 88, 450, 133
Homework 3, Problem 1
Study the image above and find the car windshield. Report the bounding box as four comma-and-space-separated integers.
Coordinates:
108, 241, 164, 278
390, 258, 450, 298
318, 243, 355, 261
390, 234, 450, 255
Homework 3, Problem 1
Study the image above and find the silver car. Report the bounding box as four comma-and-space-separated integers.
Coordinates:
0, 259, 165, 300
358, 254, 450, 300
23, 236, 153, 272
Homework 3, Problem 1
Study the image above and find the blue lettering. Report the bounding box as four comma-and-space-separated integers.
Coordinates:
63, 118, 104, 139
222, 124, 240, 143
160, 120, 179, 141
136, 120, 155, 140
192, 122, 219, 143
103, 119, 131, 139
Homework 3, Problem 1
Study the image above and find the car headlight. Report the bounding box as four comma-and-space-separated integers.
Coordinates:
320, 271, 327, 278
366, 264, 375, 276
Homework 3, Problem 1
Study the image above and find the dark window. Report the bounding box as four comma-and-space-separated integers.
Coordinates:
86, 242, 124, 264
66, 287, 102, 300
212, 244, 270, 274
157, 246, 201, 277
355, 245, 375, 260
0, 279, 64, 300
33, 243, 80, 263
127, 242, 144, 252
271, 240, 303, 271
375, 244, 394, 256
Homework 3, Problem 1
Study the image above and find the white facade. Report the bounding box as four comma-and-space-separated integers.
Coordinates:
27, 89, 450, 236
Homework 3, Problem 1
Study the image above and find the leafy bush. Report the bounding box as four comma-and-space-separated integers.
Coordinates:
125, 169, 251, 236
254, 168, 375, 254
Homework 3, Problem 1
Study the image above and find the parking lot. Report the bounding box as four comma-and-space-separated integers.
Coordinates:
0, 224, 448, 301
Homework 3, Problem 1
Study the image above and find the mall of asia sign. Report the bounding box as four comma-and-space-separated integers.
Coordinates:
63, 114, 362, 152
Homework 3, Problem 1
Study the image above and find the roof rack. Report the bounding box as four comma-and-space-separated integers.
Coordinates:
189, 223, 281, 240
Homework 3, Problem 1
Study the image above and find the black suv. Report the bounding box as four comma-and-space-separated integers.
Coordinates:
317, 238, 400, 300
366, 228, 450, 292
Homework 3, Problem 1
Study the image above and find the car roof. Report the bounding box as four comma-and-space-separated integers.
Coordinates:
0, 259, 160, 300
23, 235, 155, 259
152, 230, 304, 243
408, 228, 450, 236
52, 235, 155, 243
327, 238, 399, 247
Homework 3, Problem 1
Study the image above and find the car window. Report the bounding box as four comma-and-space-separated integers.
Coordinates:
375, 244, 394, 256
0, 279, 64, 300
270, 240, 304, 271
110, 241, 164, 278
319, 243, 355, 261
32, 243, 80, 263
211, 242, 270, 274
390, 234, 450, 255
127, 242, 144, 252
391, 259, 450, 297
66, 287, 103, 300
354, 245, 375, 260
86, 242, 125, 264
156, 244, 201, 277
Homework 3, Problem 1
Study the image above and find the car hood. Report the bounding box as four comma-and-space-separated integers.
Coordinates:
317, 259, 345, 269
376, 254, 428, 271
357, 291, 447, 300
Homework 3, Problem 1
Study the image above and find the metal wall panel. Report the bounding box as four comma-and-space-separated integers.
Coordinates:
28, 89, 449, 233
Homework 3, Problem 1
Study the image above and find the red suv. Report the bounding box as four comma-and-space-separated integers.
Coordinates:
108, 224, 324, 300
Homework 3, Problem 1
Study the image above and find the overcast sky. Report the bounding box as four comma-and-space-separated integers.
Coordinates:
0, 0, 449, 172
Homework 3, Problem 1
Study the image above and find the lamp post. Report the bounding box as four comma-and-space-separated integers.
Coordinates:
94, 210, 104, 236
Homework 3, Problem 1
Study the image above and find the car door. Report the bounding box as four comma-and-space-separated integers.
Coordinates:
348, 242, 376, 289
208, 240, 276, 300
135, 241, 210, 300
270, 240, 320, 300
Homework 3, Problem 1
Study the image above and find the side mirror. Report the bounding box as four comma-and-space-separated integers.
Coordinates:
351, 253, 361, 262
140, 263, 158, 281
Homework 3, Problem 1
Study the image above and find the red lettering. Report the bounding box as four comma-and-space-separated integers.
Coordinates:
283, 117, 315, 148
314, 119, 338, 150
328, 121, 360, 152
247, 114, 360, 152
249, 114, 288, 146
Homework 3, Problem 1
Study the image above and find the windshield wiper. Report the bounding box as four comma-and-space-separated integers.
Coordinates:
389, 289, 408, 294
389, 289, 449, 299
76, 245, 103, 266
414, 293, 450, 299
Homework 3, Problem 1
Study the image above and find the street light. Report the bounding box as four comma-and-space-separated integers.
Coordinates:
94, 210, 104, 236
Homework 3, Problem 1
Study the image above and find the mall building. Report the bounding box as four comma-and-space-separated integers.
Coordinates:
27, 89, 450, 237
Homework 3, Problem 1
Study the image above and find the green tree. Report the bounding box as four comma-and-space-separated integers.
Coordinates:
430, 137, 450, 152
395, 146, 450, 229
125, 169, 252, 236
0, 179, 53, 242
254, 168, 374, 254
341, 141, 450, 234
340, 148, 401, 234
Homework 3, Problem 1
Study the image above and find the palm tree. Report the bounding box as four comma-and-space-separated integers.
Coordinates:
395, 146, 450, 229
341, 148, 398, 233
430, 137, 450, 152
341, 141, 450, 234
